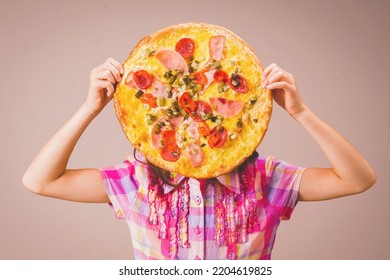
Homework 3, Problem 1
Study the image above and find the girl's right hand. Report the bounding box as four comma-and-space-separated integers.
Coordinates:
85, 58, 124, 115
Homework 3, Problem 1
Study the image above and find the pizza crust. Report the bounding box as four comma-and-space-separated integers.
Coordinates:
114, 22, 272, 178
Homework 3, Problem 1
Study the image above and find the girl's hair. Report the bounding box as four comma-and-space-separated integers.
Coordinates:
133, 148, 259, 187
133, 149, 178, 187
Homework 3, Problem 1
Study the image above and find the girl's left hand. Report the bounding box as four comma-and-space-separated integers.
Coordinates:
262, 63, 306, 119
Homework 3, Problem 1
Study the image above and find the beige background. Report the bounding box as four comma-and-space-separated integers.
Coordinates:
1, 0, 389, 259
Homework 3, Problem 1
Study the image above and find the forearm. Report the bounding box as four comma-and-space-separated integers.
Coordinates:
295, 107, 376, 191
23, 103, 98, 192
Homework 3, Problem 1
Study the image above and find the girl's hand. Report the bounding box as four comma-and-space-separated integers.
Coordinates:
262, 63, 306, 119
85, 58, 124, 115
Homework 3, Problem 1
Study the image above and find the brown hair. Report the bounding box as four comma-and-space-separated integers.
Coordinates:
133, 149, 178, 187
133, 149, 259, 187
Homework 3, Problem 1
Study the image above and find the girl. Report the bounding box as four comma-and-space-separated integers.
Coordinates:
22, 58, 376, 260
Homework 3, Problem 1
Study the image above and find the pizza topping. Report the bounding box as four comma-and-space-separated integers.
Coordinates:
188, 59, 200, 73
169, 115, 184, 130
236, 119, 243, 129
151, 116, 183, 149
209, 97, 244, 117
200, 69, 216, 95
217, 84, 230, 93
134, 70, 153, 89
213, 70, 229, 83
132, 32, 254, 165
229, 73, 249, 93
229, 132, 237, 140
135, 90, 144, 99
186, 119, 200, 141
151, 79, 169, 98
209, 35, 226, 61
192, 100, 212, 122
125, 71, 137, 88
193, 73, 208, 85
156, 50, 189, 72
160, 129, 180, 162
211, 60, 222, 70
175, 38, 195, 59
161, 129, 176, 145
161, 143, 180, 162
146, 114, 157, 125
209, 114, 224, 125
186, 143, 205, 167
179, 92, 196, 114
198, 122, 210, 136
156, 97, 166, 107
208, 125, 227, 148
140, 93, 157, 108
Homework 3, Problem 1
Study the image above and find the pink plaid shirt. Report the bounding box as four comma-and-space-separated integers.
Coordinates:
100, 155, 305, 260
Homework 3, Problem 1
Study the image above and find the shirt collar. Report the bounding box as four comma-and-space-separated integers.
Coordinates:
133, 153, 242, 195
162, 169, 241, 195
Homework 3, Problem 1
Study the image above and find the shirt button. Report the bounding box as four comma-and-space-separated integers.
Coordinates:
195, 255, 201, 260
195, 196, 202, 205
194, 225, 202, 235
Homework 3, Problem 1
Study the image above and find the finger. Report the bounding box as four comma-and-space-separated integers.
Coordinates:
266, 81, 294, 92
107, 58, 124, 75
105, 61, 122, 83
266, 70, 294, 86
91, 78, 115, 96
93, 69, 116, 84
105, 81, 115, 97
262, 63, 279, 81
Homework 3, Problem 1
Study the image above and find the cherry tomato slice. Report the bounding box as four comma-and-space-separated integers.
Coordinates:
192, 100, 212, 122
179, 92, 197, 114
175, 38, 195, 59
198, 122, 211, 136
208, 126, 227, 148
194, 73, 208, 85
213, 70, 229, 83
161, 129, 176, 146
161, 143, 180, 162
140, 93, 157, 108
133, 70, 153, 89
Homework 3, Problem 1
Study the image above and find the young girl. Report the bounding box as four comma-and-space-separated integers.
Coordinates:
23, 58, 376, 260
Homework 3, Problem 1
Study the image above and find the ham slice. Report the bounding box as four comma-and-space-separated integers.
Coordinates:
151, 79, 169, 98
169, 116, 184, 130
200, 69, 216, 95
186, 118, 200, 141
156, 50, 189, 72
124, 71, 138, 89
209, 36, 226, 61
209, 97, 244, 117
186, 143, 205, 168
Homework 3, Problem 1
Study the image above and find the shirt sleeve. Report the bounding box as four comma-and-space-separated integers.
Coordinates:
99, 160, 138, 219
258, 156, 305, 220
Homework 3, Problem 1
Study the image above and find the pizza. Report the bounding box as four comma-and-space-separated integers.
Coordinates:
114, 22, 272, 179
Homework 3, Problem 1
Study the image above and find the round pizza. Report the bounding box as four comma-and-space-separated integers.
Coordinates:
114, 22, 272, 178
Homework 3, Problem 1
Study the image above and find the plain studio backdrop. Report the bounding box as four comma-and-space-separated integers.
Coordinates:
1, 0, 389, 259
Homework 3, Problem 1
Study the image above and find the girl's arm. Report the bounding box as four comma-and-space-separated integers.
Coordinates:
262, 63, 376, 201
22, 58, 124, 203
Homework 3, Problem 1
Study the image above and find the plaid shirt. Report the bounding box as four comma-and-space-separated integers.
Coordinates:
100, 155, 304, 260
